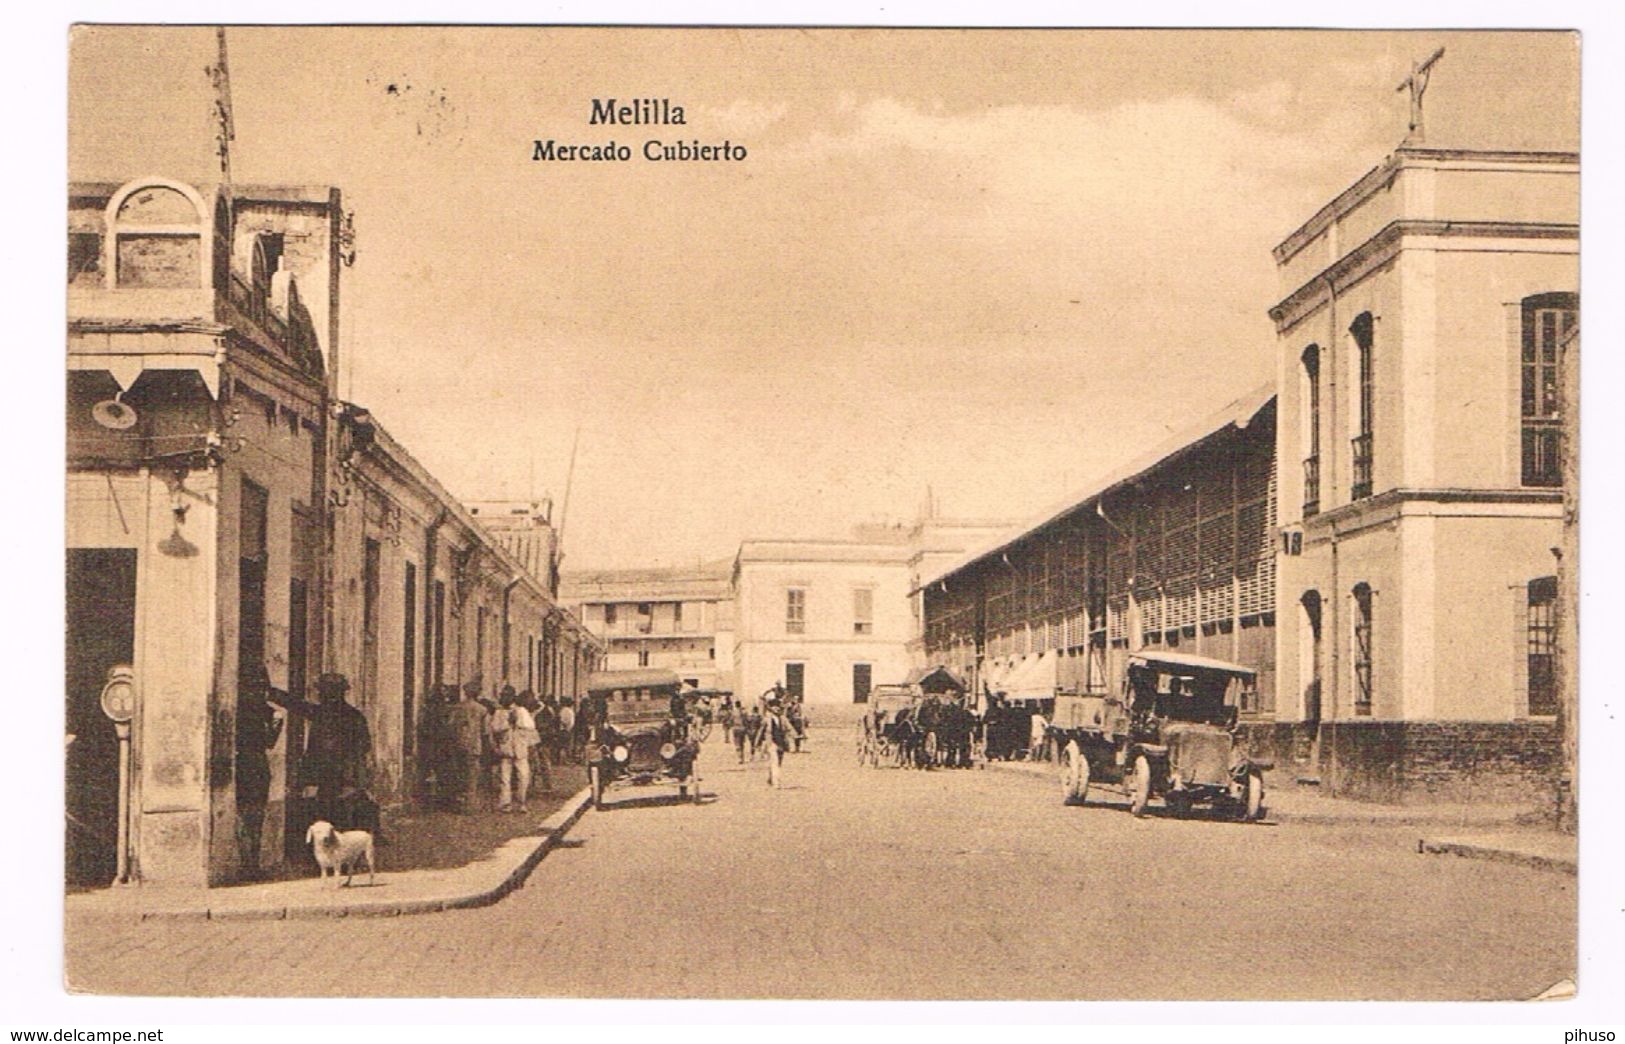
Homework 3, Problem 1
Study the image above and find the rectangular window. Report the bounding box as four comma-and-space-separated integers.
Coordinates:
1527, 577, 1558, 716
1302, 345, 1321, 517
69, 232, 102, 287
852, 663, 872, 703
853, 588, 874, 635
432, 580, 446, 688
784, 662, 805, 700
361, 537, 381, 711
673, 601, 685, 631
288, 577, 309, 701
403, 562, 416, 756
786, 588, 806, 634
637, 648, 650, 667
1522, 296, 1575, 487
604, 603, 617, 626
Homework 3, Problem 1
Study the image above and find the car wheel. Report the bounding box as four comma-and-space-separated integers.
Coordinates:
589, 765, 604, 810
1246, 770, 1265, 821
1060, 740, 1081, 805
1129, 754, 1152, 817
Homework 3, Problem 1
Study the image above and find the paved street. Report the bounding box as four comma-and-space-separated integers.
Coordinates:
66, 730, 1575, 1000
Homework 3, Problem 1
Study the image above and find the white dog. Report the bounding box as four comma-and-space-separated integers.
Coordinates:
304, 820, 376, 888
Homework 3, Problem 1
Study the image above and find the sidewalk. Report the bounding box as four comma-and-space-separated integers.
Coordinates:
984, 755, 1537, 827
984, 756, 1575, 873
1418, 831, 1577, 875
66, 787, 592, 922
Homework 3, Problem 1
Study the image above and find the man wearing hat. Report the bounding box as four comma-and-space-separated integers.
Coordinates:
274, 671, 377, 837
762, 685, 793, 789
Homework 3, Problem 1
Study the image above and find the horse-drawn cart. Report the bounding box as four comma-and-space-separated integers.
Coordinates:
857, 685, 920, 767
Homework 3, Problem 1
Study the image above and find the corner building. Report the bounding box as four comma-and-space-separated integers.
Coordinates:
1271, 53, 1578, 799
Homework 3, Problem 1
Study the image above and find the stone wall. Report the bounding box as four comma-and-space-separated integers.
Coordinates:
1238, 719, 1562, 807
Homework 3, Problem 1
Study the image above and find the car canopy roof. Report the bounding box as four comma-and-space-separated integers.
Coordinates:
586, 668, 683, 694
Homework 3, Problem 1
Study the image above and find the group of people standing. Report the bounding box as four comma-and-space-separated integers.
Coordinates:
427, 678, 582, 814
234, 665, 378, 877
716, 685, 806, 789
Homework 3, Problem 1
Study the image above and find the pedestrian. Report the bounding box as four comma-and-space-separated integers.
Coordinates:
745, 702, 764, 761
558, 697, 577, 763
441, 681, 485, 811
520, 690, 552, 798
272, 672, 379, 839
493, 687, 537, 812
1029, 703, 1050, 763
234, 662, 285, 878
762, 693, 793, 788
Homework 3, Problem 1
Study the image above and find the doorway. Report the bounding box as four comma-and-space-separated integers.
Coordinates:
65, 548, 137, 889
1300, 591, 1323, 768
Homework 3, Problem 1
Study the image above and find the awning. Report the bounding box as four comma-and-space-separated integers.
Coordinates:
996, 651, 1060, 700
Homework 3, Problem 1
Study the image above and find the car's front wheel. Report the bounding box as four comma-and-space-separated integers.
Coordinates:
1128, 754, 1152, 817
1245, 769, 1265, 821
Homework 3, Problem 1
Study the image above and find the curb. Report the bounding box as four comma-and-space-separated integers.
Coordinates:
1418, 838, 1577, 876
981, 757, 1531, 829
131, 787, 594, 922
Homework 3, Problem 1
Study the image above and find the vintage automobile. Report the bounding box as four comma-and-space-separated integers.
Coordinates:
1048, 651, 1270, 820
584, 668, 702, 809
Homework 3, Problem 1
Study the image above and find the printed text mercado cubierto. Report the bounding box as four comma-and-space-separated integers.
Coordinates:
532, 98, 749, 163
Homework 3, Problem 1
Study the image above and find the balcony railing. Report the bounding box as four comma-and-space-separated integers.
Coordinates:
1350, 433, 1373, 501
1302, 454, 1320, 517
226, 272, 289, 345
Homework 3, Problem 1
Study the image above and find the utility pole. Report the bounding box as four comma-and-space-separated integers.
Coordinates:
552, 426, 581, 595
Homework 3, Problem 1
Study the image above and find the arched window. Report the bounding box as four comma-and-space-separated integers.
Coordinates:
1521, 293, 1577, 487
1352, 583, 1374, 716
104, 180, 207, 289
1349, 314, 1375, 501
1300, 344, 1321, 516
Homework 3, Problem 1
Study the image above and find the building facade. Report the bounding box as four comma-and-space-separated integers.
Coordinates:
1270, 142, 1578, 800
66, 176, 599, 889
559, 560, 736, 691
918, 390, 1279, 712
732, 538, 915, 715
731, 515, 1013, 717
67, 177, 343, 888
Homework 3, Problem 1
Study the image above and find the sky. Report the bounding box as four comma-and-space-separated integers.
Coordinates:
68, 27, 1579, 570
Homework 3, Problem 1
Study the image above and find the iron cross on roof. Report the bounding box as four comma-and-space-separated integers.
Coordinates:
1396, 46, 1446, 144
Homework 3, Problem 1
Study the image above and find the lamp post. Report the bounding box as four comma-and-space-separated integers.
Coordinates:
98, 665, 137, 884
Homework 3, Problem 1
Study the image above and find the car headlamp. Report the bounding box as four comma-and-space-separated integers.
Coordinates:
612, 745, 630, 763
660, 742, 678, 760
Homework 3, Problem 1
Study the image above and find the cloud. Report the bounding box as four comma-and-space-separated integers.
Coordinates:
701, 99, 790, 134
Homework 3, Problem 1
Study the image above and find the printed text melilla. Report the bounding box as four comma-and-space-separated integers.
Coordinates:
531, 98, 749, 163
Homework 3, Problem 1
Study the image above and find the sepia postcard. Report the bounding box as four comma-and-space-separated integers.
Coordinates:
57, 24, 1587, 1004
